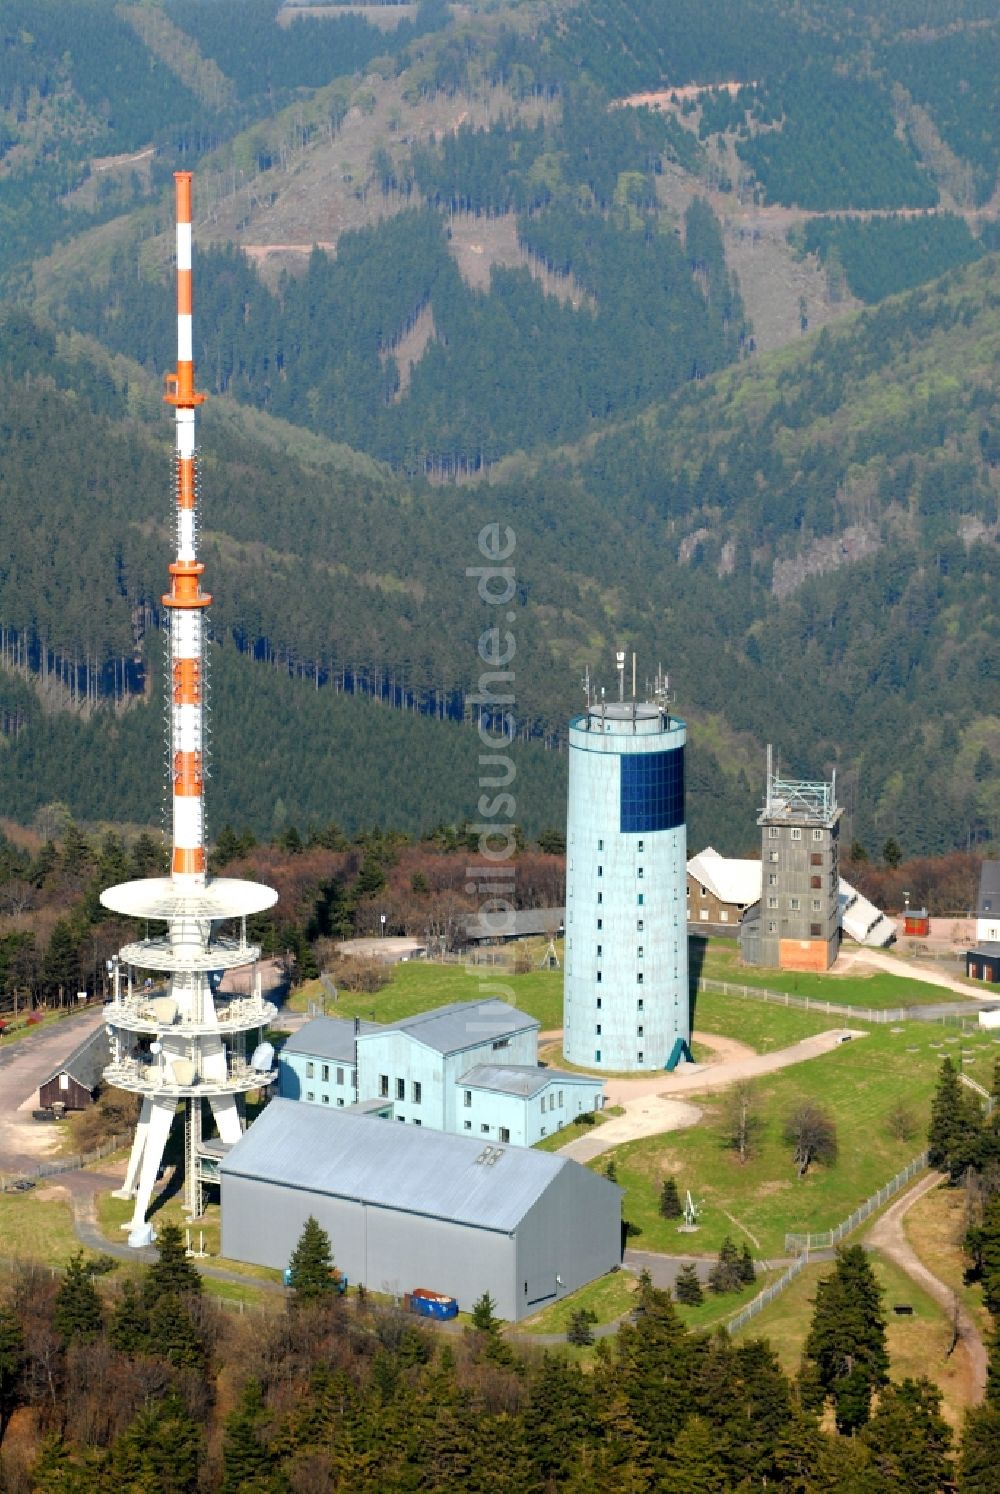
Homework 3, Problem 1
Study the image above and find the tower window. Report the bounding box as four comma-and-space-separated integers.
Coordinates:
637, 841, 644, 852
768, 827, 779, 839
598, 839, 603, 851
637, 1025, 644, 1037
637, 1051, 643, 1063
595, 1050, 601, 1063
596, 997, 602, 1009
791, 828, 802, 841
597, 972, 602, 984
597, 891, 603, 905
790, 897, 801, 911
596, 1024, 602, 1036
597, 944, 602, 956
637, 998, 644, 1011
597, 918, 603, 929
812, 828, 823, 841
637, 945, 644, 958
637, 919, 644, 931
598, 865, 603, 877
637, 867, 644, 879
637, 894, 644, 906
637, 973, 644, 985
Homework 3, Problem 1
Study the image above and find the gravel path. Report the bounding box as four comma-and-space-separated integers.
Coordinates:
866, 1171, 987, 1404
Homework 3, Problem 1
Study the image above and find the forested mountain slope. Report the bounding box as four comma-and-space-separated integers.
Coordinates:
2, 242, 999, 854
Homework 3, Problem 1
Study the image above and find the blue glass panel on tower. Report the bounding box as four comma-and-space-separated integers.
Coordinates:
620, 746, 685, 833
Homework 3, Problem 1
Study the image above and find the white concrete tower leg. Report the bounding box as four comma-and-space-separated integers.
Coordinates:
209, 1093, 243, 1145
113, 1096, 152, 1200
127, 1098, 176, 1243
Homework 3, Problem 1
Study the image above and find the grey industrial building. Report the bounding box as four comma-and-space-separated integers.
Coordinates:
220, 1099, 623, 1320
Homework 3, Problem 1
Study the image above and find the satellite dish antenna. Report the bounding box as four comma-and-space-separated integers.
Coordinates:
251, 1042, 274, 1072
150, 1042, 162, 1055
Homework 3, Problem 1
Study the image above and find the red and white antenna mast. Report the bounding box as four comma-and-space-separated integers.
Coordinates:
163, 170, 210, 885
100, 173, 278, 1246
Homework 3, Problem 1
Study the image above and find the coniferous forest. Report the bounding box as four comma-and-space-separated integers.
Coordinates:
0, 0, 998, 854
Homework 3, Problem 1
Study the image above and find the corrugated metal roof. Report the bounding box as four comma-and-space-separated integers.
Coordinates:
39, 1027, 109, 1092
464, 908, 564, 942
387, 1000, 539, 1055
459, 1063, 598, 1098
282, 1017, 380, 1062
221, 1099, 576, 1231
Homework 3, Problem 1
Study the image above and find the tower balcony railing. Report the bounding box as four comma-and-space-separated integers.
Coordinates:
117, 934, 261, 974
103, 1056, 276, 1098
104, 994, 277, 1036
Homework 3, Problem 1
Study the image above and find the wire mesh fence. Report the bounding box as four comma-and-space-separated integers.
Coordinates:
783, 1152, 929, 1255
0, 1131, 132, 1193
696, 976, 979, 1029
727, 1253, 809, 1335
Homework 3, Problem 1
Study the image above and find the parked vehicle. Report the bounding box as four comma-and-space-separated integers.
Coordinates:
404, 1288, 459, 1320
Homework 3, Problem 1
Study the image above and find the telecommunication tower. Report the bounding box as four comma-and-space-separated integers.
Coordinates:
101, 173, 278, 1247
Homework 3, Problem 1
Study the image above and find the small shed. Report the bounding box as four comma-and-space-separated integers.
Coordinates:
38, 1027, 109, 1111
968, 946, 1000, 987
903, 908, 930, 937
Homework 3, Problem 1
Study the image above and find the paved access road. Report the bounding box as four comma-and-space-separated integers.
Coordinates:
0, 1007, 108, 1175
559, 1028, 867, 1162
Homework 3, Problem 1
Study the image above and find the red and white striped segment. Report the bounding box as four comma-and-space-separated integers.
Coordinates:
162, 172, 209, 884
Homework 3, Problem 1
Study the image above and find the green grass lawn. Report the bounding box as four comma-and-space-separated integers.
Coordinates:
0, 1192, 85, 1266
518, 1268, 637, 1335
691, 990, 846, 1053
534, 1110, 609, 1152
699, 941, 966, 1009
291, 960, 564, 1030
597, 1021, 970, 1258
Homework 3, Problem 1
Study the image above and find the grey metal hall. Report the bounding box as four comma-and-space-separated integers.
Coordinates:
220, 1100, 623, 1320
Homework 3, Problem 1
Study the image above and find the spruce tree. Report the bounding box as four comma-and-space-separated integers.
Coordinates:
929, 1056, 980, 1180
739, 1243, 757, 1286
566, 1309, 596, 1346
286, 1215, 336, 1302
53, 1252, 103, 1345
673, 1264, 703, 1306
861, 1377, 953, 1493
143, 1222, 202, 1305
110, 1389, 202, 1492
708, 1237, 743, 1294
0, 1306, 24, 1448
658, 1176, 682, 1219
221, 1380, 268, 1494
471, 1291, 500, 1332
803, 1245, 888, 1433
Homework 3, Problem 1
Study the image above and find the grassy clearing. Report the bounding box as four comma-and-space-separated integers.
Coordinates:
599, 1022, 977, 1258
699, 941, 965, 1008
518, 1269, 637, 1335
290, 960, 564, 1031
533, 1110, 609, 1152
692, 990, 845, 1053
731, 1252, 972, 1428
0, 1192, 83, 1266
675, 1270, 782, 1334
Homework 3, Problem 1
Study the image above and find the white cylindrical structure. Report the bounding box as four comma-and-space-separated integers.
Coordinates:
563, 702, 688, 1072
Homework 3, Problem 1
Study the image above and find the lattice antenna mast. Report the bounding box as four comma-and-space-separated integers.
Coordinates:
162, 172, 210, 886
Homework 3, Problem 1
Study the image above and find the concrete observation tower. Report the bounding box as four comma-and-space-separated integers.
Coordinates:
563, 653, 689, 1073
101, 173, 278, 1247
